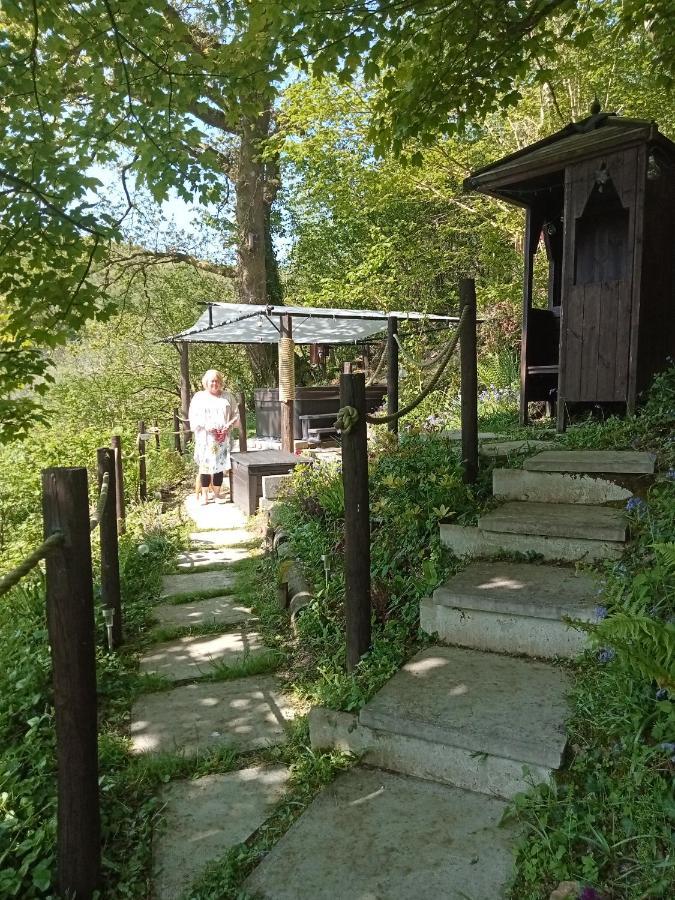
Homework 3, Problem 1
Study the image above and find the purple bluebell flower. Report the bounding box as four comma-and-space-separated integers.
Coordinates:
666, 469, 675, 482
656, 688, 670, 701
659, 742, 675, 753
594, 605, 608, 621
579, 887, 603, 900
597, 648, 615, 663
625, 497, 647, 513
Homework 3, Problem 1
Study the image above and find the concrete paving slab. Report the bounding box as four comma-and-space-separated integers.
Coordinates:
432, 561, 596, 620
139, 631, 267, 681
479, 440, 559, 458
479, 501, 626, 542
130, 675, 294, 755
441, 430, 499, 441
244, 767, 517, 900
262, 473, 293, 499
523, 450, 656, 474
160, 571, 236, 599
359, 645, 569, 769
176, 547, 254, 569
493, 468, 633, 505
184, 494, 248, 530
440, 523, 624, 563
189, 529, 254, 547
152, 596, 255, 630
153, 765, 290, 900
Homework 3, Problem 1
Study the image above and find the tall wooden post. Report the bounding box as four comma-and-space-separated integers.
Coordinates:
387, 316, 399, 434
179, 342, 192, 444
97, 448, 122, 648
172, 408, 182, 454
137, 421, 147, 501
153, 419, 160, 451
340, 372, 371, 671
279, 315, 295, 453
238, 392, 248, 453
459, 278, 479, 485
110, 435, 126, 535
42, 467, 101, 898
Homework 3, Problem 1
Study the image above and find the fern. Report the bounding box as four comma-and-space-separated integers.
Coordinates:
477, 349, 519, 389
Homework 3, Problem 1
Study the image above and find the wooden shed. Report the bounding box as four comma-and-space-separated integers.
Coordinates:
466, 107, 675, 428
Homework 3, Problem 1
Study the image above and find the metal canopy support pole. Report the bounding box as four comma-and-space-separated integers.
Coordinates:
387, 316, 399, 433
179, 342, 192, 444
279, 315, 295, 453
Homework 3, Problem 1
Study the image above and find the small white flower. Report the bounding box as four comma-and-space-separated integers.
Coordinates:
137, 543, 150, 556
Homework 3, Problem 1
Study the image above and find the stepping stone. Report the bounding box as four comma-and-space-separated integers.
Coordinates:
176, 547, 253, 569
479, 439, 559, 458
185, 494, 248, 530
441, 430, 499, 441
189, 529, 254, 547
310, 645, 570, 799
130, 675, 294, 755
139, 630, 267, 681
421, 560, 596, 658
153, 764, 290, 900
152, 596, 255, 630
493, 468, 633, 505
523, 449, 656, 474
160, 571, 236, 599
478, 501, 626, 542
244, 768, 516, 900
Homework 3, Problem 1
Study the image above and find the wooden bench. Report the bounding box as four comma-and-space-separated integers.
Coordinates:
298, 412, 338, 442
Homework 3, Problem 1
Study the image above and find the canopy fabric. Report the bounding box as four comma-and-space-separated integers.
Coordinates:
169, 303, 460, 345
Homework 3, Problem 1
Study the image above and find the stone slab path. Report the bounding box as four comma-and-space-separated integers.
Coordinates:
129, 497, 296, 897
244, 767, 517, 900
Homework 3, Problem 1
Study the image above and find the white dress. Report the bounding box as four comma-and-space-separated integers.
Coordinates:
188, 391, 236, 475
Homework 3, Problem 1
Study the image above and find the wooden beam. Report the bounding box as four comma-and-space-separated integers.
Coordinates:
387, 316, 399, 434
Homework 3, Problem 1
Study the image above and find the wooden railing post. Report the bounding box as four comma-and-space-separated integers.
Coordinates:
173, 408, 182, 454
387, 315, 399, 434
97, 448, 122, 648
153, 418, 160, 451
110, 435, 126, 535
137, 421, 147, 501
179, 342, 192, 444
238, 392, 248, 453
459, 278, 479, 484
42, 467, 101, 898
340, 371, 371, 671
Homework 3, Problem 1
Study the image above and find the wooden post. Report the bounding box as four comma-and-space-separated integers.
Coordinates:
280, 314, 295, 453
173, 408, 182, 454
153, 419, 160, 451
179, 342, 192, 444
110, 435, 126, 535
340, 372, 371, 671
137, 421, 147, 502
42, 467, 101, 898
238, 392, 248, 453
97, 448, 122, 649
387, 316, 399, 434
459, 278, 479, 485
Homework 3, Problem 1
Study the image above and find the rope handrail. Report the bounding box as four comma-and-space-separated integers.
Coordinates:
0, 531, 65, 598
365, 341, 388, 386
89, 472, 109, 531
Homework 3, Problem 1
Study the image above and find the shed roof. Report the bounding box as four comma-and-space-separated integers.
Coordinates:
168, 303, 460, 345
465, 111, 675, 197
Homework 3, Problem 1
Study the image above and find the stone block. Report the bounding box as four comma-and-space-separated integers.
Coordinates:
492, 468, 633, 505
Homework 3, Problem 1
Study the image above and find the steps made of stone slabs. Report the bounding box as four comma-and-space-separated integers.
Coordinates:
176, 546, 253, 569
243, 767, 517, 900
189, 528, 255, 548
310, 645, 570, 800
153, 764, 290, 900
160, 570, 236, 600
479, 439, 560, 459
493, 468, 634, 505
184, 494, 248, 530
140, 630, 267, 682
420, 560, 596, 658
152, 595, 255, 630
130, 674, 295, 755
478, 501, 626, 543
523, 449, 656, 474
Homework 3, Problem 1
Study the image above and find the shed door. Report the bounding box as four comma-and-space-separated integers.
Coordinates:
560, 149, 637, 402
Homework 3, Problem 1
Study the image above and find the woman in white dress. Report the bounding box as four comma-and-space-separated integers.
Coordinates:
188, 370, 239, 504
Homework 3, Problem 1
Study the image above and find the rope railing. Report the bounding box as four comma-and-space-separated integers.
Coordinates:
0, 531, 65, 598
335, 305, 468, 434
89, 472, 109, 531
365, 341, 388, 386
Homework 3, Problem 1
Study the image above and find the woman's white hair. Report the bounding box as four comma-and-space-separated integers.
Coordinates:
201, 369, 224, 390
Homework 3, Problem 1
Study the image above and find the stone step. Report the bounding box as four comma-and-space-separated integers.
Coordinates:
139, 630, 267, 681
160, 571, 236, 600
131, 675, 295, 756
189, 529, 254, 548
310, 645, 570, 800
478, 501, 626, 542
421, 561, 596, 658
154, 765, 290, 900
176, 547, 253, 569
523, 449, 656, 474
243, 768, 517, 900
184, 494, 248, 529
493, 468, 633, 505
440, 522, 624, 562
479, 439, 560, 459
152, 595, 255, 630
